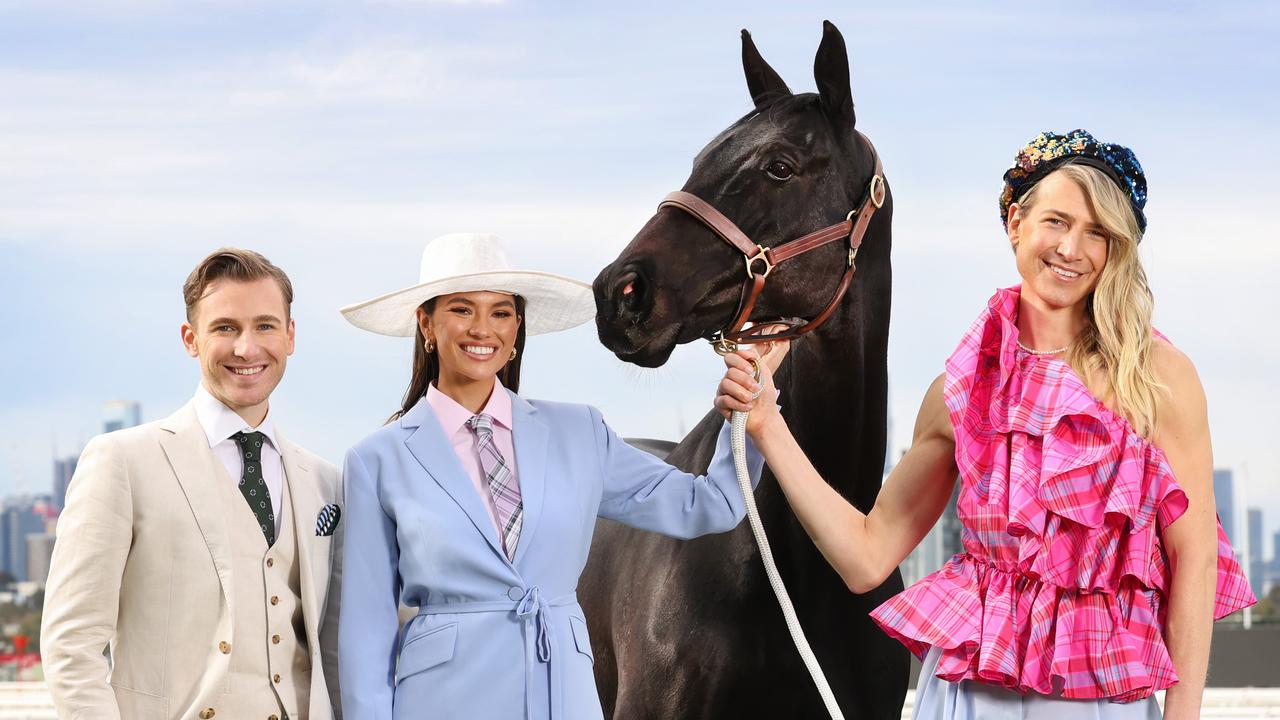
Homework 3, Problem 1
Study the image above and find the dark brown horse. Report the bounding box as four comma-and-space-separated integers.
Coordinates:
580, 21, 908, 720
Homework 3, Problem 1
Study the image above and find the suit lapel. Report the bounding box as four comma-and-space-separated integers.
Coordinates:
279, 432, 324, 654
509, 391, 548, 567
159, 403, 235, 612
401, 399, 509, 563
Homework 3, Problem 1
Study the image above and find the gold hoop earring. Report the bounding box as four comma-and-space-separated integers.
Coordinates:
424, 338, 435, 353
509, 347, 518, 361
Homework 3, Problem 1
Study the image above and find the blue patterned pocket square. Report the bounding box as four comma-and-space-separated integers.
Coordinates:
315, 503, 341, 536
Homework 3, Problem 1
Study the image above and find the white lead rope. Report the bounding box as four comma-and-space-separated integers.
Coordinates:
730, 361, 845, 720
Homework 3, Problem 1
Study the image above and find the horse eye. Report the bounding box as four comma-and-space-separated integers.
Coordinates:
765, 161, 795, 181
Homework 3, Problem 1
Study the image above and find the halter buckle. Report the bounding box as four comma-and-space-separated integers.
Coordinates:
744, 245, 773, 279
708, 331, 739, 356
869, 175, 886, 209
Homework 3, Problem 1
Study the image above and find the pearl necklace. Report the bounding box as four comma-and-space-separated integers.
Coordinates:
1017, 339, 1069, 356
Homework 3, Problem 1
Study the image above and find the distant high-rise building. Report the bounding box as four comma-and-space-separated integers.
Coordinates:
103, 400, 142, 434
1213, 469, 1236, 545
1271, 529, 1280, 595
53, 455, 77, 509
25, 533, 55, 587
0, 503, 48, 582
1247, 508, 1263, 599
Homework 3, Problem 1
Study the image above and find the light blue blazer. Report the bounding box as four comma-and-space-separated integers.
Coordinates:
338, 390, 763, 720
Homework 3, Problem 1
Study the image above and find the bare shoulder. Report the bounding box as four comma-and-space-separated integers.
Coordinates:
1150, 338, 1208, 442
914, 372, 954, 444
1151, 338, 1201, 388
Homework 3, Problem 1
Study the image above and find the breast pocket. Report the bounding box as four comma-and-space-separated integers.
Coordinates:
395, 621, 458, 684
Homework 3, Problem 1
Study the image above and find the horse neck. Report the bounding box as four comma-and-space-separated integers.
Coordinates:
773, 241, 891, 514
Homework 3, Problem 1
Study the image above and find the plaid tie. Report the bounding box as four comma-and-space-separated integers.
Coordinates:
233, 431, 275, 546
467, 414, 522, 561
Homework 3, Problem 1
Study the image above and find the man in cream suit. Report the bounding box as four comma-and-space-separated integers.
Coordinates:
42, 248, 343, 720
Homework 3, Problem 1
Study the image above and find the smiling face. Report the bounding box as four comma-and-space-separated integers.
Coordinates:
181, 277, 294, 425
1007, 171, 1111, 315
419, 291, 522, 392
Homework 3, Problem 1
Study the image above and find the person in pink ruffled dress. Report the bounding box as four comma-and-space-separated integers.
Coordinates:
714, 129, 1256, 719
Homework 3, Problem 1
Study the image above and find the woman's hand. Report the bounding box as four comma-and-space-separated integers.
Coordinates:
714, 337, 790, 438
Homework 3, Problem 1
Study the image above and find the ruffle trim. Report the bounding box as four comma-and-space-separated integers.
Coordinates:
875, 287, 1259, 700
870, 555, 1174, 702
943, 286, 1252, 612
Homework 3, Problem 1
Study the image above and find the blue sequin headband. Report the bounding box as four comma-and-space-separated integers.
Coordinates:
999, 129, 1148, 234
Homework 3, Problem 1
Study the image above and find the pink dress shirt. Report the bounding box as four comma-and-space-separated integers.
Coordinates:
426, 379, 520, 538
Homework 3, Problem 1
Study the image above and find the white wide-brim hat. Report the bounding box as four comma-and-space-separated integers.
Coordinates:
340, 233, 596, 337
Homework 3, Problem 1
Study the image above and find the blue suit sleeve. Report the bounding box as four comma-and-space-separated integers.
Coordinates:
593, 407, 764, 538
338, 447, 400, 719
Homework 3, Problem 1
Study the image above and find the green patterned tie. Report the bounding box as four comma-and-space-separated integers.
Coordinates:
233, 431, 275, 546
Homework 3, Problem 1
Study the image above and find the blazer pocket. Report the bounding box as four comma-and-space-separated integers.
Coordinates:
111, 684, 169, 720
569, 615, 594, 666
395, 622, 458, 684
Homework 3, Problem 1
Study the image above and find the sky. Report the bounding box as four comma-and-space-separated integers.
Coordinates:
1, 1, 1277, 551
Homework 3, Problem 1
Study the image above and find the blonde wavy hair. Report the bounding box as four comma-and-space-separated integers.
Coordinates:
1015, 162, 1165, 437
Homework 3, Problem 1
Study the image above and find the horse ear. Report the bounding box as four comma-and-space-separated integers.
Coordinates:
741, 29, 790, 108
813, 20, 855, 128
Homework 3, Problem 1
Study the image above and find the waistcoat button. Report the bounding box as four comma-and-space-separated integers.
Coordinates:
199, 709, 215, 719
218, 641, 230, 654
272, 634, 281, 644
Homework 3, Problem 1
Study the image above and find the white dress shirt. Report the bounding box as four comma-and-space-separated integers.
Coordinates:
192, 384, 284, 537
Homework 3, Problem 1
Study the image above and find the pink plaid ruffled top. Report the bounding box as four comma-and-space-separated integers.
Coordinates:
869, 286, 1256, 702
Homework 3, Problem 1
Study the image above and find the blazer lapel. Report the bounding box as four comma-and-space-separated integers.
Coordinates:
278, 433, 325, 655
401, 399, 509, 563
509, 391, 548, 567
159, 403, 234, 612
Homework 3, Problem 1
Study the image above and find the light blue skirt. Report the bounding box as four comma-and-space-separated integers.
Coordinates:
912, 647, 1163, 720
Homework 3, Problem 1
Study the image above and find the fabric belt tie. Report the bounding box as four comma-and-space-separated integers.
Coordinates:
419, 588, 577, 720
515, 586, 554, 662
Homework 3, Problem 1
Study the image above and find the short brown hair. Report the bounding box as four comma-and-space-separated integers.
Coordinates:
183, 247, 294, 323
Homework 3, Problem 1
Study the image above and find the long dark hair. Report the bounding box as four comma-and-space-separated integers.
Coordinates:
391, 295, 528, 421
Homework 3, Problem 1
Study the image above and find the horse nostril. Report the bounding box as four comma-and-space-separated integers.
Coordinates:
614, 270, 649, 318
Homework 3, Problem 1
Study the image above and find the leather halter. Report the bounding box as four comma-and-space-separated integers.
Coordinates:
658, 131, 886, 355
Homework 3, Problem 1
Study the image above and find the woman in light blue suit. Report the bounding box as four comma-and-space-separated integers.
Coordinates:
337, 233, 773, 720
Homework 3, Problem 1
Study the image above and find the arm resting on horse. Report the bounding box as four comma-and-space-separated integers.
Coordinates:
593, 405, 764, 538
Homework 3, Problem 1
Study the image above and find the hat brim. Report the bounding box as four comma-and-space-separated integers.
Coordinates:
340, 270, 597, 337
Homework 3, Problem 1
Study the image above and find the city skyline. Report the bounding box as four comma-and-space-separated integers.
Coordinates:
14, 395, 1280, 595
0, 400, 143, 587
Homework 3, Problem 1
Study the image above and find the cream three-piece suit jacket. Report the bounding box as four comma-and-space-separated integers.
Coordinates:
41, 401, 343, 720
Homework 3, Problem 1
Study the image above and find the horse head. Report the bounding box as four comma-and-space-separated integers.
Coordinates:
594, 21, 886, 367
